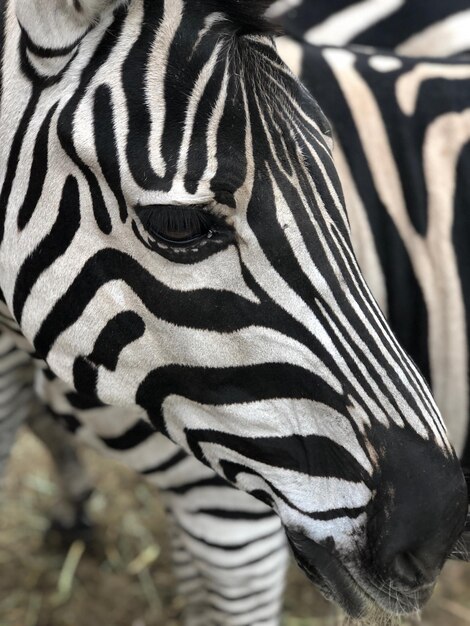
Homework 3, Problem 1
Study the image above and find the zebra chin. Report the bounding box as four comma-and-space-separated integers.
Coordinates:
286, 530, 434, 619
449, 513, 470, 562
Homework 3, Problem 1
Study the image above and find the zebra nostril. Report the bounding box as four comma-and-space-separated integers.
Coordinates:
391, 551, 438, 587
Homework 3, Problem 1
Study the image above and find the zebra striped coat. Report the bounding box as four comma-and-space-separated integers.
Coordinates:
276, 0, 470, 465
271, 0, 470, 57
0, 1, 468, 624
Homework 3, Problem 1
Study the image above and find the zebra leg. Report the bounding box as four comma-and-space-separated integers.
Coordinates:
0, 330, 38, 482
27, 408, 95, 545
0, 316, 94, 542
145, 443, 289, 626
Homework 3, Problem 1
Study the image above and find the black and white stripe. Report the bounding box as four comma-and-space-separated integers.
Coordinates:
272, 0, 470, 57
0, 0, 467, 623
277, 1, 470, 460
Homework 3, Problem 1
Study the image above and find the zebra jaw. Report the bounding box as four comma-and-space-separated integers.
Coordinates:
286, 530, 434, 619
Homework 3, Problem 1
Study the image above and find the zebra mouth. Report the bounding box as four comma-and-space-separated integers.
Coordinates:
286, 530, 433, 617
287, 530, 369, 618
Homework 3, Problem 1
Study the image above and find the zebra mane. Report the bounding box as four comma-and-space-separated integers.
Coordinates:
202, 0, 280, 35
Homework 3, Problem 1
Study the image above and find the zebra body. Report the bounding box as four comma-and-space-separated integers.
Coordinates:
271, 0, 470, 57
277, 1, 470, 463
0, 0, 468, 623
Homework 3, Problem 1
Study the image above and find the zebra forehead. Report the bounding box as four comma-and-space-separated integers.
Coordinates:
13, 0, 278, 50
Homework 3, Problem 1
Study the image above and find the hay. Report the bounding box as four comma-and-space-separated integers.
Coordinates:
0, 431, 180, 626
1, 432, 470, 626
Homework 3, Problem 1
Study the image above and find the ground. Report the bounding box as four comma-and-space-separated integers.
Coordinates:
1, 432, 470, 626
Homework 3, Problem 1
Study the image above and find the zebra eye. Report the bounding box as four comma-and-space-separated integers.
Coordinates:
137, 205, 213, 247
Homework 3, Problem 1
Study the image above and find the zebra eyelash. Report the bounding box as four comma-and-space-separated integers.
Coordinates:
138, 205, 212, 235
135, 204, 228, 251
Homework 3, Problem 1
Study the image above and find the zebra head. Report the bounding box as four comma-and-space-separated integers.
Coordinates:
3, 0, 467, 618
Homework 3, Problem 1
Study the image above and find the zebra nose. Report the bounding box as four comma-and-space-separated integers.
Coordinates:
389, 550, 439, 587
370, 502, 463, 590
370, 510, 451, 586
366, 427, 468, 589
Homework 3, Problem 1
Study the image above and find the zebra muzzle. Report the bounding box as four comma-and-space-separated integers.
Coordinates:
286, 529, 369, 618
449, 505, 470, 561
285, 529, 436, 618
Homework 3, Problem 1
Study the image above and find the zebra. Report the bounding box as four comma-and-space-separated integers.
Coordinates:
270, 0, 470, 57
276, 0, 470, 465
0, 0, 468, 624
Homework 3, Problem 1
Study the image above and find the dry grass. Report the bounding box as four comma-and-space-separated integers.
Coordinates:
1, 431, 470, 626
